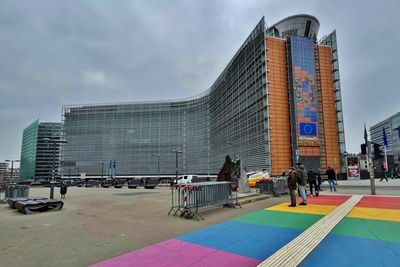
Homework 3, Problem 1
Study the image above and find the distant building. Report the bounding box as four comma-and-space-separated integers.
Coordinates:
0, 163, 19, 181
0, 162, 8, 181
370, 112, 400, 166
61, 14, 345, 176
19, 120, 62, 180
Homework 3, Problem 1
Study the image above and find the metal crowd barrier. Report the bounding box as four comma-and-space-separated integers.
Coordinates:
168, 181, 239, 220
0, 185, 5, 204
257, 177, 288, 196
1, 184, 30, 204
272, 177, 288, 196
256, 180, 274, 194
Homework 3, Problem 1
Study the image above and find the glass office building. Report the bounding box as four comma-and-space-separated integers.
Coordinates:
19, 120, 62, 180
370, 112, 400, 166
61, 14, 345, 176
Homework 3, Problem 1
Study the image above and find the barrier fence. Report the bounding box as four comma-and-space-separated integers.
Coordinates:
257, 176, 288, 196
0, 184, 30, 204
168, 181, 239, 220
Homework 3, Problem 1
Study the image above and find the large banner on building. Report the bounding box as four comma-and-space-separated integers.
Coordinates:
290, 35, 319, 146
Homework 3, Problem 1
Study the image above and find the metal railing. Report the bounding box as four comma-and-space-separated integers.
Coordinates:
1, 184, 30, 203
168, 181, 239, 220
257, 176, 288, 196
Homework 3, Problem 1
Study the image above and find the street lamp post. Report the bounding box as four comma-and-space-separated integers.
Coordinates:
225, 141, 237, 160
170, 150, 182, 184
42, 137, 68, 199
152, 154, 161, 180
5, 160, 20, 183
98, 162, 105, 184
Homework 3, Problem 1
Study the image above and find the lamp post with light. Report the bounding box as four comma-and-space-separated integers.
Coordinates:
152, 154, 160, 180
42, 137, 68, 199
170, 150, 182, 184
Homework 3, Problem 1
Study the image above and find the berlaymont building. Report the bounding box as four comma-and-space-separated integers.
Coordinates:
61, 14, 345, 177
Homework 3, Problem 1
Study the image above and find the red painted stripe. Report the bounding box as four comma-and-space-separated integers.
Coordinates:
356, 196, 400, 210
297, 195, 351, 206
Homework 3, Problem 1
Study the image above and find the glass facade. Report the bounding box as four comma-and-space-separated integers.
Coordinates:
319, 30, 346, 166
59, 14, 344, 176
20, 120, 39, 180
61, 18, 269, 176
19, 121, 62, 180
370, 112, 400, 165
266, 14, 320, 41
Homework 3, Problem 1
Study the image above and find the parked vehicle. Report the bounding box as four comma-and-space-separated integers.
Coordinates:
247, 171, 271, 187
177, 175, 209, 184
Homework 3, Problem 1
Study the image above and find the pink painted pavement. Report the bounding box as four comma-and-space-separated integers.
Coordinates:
89, 239, 261, 267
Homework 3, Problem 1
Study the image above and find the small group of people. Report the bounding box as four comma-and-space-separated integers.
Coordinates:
287, 163, 337, 207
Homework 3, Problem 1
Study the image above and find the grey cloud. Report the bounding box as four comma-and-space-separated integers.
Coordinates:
0, 0, 399, 161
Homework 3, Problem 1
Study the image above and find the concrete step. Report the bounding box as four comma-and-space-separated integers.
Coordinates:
237, 194, 272, 205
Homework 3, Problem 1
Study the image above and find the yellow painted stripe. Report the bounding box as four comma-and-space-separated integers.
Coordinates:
266, 203, 336, 216
347, 207, 400, 222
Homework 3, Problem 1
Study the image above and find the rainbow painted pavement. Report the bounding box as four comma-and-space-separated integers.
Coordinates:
91, 195, 400, 267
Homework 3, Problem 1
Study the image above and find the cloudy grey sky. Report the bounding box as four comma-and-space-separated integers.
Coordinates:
1, 0, 399, 163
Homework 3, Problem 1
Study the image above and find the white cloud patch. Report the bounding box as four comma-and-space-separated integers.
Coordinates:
81, 70, 106, 85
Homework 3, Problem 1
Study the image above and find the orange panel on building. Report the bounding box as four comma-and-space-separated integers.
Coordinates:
318, 46, 341, 170
266, 37, 292, 176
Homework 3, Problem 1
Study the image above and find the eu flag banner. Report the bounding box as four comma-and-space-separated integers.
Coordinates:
299, 122, 317, 136
113, 160, 116, 169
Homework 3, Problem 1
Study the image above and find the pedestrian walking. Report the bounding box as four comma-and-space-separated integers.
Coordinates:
60, 183, 68, 199
296, 162, 308, 205
380, 164, 388, 182
316, 168, 322, 191
287, 167, 297, 207
308, 168, 319, 196
326, 166, 337, 191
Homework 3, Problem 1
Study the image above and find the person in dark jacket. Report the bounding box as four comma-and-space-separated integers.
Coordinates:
316, 168, 322, 191
60, 183, 68, 199
296, 163, 308, 205
326, 166, 337, 191
287, 167, 297, 207
307, 168, 319, 196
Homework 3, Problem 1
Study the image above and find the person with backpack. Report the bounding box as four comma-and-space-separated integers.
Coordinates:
307, 168, 319, 196
60, 182, 68, 199
296, 162, 308, 205
287, 167, 297, 207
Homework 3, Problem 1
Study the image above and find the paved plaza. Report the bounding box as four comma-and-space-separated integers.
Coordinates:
92, 194, 400, 267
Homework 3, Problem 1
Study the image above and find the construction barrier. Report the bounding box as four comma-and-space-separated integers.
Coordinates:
257, 177, 288, 196
1, 184, 30, 203
272, 176, 288, 196
0, 185, 5, 204
168, 181, 239, 220
256, 180, 274, 194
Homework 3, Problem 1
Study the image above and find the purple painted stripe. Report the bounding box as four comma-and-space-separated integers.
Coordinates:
89, 239, 260, 267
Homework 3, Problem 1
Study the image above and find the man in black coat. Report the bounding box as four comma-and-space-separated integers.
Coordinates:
307, 168, 319, 196
326, 166, 337, 191
287, 167, 297, 207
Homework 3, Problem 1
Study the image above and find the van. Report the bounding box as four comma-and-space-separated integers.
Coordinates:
177, 175, 198, 184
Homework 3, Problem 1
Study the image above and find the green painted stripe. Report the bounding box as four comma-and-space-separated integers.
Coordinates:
331, 217, 400, 243
234, 210, 323, 230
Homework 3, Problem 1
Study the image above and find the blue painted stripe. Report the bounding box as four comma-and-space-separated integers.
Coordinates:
177, 220, 301, 260
300, 234, 400, 267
